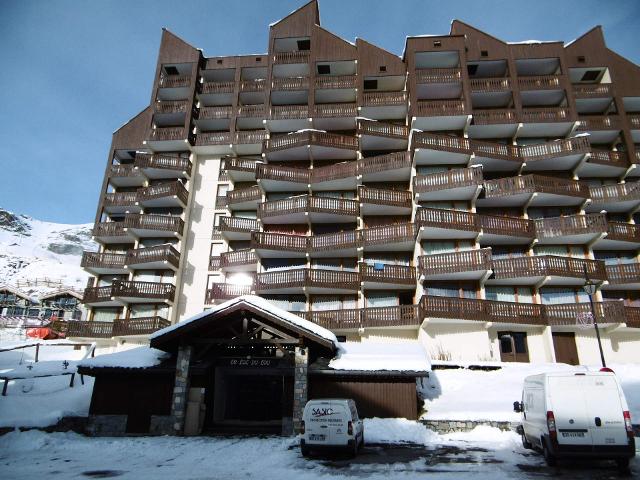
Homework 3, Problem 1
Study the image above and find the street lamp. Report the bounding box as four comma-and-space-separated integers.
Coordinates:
583, 266, 607, 368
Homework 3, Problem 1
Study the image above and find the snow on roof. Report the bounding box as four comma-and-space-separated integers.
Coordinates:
288, 128, 326, 134
78, 347, 170, 370
328, 341, 431, 373
507, 40, 561, 45
150, 295, 338, 347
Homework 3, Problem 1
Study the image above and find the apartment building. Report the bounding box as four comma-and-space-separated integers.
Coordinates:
76, 0, 640, 365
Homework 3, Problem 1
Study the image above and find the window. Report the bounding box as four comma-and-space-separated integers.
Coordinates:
433, 40, 442, 47
363, 79, 378, 90
498, 331, 528, 354
581, 70, 601, 82
163, 66, 179, 76
317, 64, 330, 75
297, 39, 311, 51
255, 57, 261, 62
379, 65, 387, 72
481, 50, 488, 57
216, 59, 223, 65
577, 56, 586, 63
467, 64, 478, 76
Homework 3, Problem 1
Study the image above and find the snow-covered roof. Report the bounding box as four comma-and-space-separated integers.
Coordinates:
150, 295, 338, 347
0, 285, 33, 301
507, 40, 561, 45
328, 341, 431, 374
78, 347, 170, 370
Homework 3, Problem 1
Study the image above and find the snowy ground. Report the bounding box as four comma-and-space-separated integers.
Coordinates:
0, 422, 637, 480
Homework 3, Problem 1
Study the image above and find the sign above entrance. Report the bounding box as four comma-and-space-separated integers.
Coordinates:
218, 357, 289, 369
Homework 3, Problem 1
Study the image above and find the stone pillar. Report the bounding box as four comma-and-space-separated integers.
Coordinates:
170, 344, 192, 435
292, 346, 308, 434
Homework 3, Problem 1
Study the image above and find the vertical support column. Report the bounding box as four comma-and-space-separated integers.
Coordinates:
170, 343, 192, 435
292, 345, 308, 434
541, 325, 557, 363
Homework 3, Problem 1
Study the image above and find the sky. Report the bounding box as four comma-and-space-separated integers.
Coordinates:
0, 0, 639, 224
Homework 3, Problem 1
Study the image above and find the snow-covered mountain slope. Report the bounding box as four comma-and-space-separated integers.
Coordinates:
0, 208, 96, 296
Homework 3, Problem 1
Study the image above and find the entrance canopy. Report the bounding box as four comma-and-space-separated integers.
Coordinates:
150, 295, 338, 355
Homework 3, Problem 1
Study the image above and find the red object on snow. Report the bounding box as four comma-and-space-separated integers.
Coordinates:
26, 327, 58, 340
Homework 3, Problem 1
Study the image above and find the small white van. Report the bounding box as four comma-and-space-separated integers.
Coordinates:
300, 399, 364, 456
514, 371, 636, 471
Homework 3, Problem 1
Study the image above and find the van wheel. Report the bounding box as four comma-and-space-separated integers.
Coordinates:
351, 440, 358, 458
301, 444, 310, 457
616, 458, 630, 474
542, 442, 556, 467
521, 434, 532, 450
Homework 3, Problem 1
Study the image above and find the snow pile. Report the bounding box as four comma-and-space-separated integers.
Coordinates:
329, 342, 431, 372
364, 417, 438, 444
78, 346, 170, 370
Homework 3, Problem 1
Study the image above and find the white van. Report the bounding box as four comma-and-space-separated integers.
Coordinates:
300, 399, 364, 456
514, 371, 636, 471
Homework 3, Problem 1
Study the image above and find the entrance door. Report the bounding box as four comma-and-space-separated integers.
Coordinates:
552, 332, 579, 365
498, 331, 530, 362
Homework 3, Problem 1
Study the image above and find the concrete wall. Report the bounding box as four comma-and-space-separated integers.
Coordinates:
421, 322, 493, 362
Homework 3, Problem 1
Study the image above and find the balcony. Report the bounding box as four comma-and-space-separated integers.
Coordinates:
122, 214, 184, 238
361, 91, 408, 120
237, 105, 266, 130
420, 295, 545, 326
194, 131, 234, 155
103, 191, 141, 214
578, 150, 628, 177
477, 214, 535, 245
416, 207, 480, 240
490, 256, 606, 286
209, 255, 221, 271
258, 195, 358, 224
415, 68, 462, 87
263, 131, 358, 162
224, 157, 260, 182
138, 181, 188, 208
359, 152, 412, 182
219, 216, 259, 241
572, 84, 613, 99
255, 268, 360, 294
126, 244, 180, 271
587, 181, 640, 213
315, 75, 357, 104
535, 213, 607, 245
145, 127, 189, 152
309, 230, 360, 258
273, 50, 310, 65
470, 78, 511, 93
605, 263, 640, 290
520, 136, 590, 172
108, 164, 146, 188
412, 99, 468, 131
480, 175, 589, 208
414, 167, 483, 202
234, 130, 268, 155
469, 109, 518, 139
359, 263, 416, 290
92, 222, 133, 244
361, 223, 417, 252
239, 79, 266, 93
153, 100, 190, 126
519, 108, 573, 138
271, 76, 309, 106
518, 75, 561, 91
576, 116, 621, 143
267, 105, 309, 132
220, 249, 258, 272
81, 251, 127, 276
207, 283, 253, 302
135, 153, 192, 180
308, 305, 419, 330
250, 231, 307, 258
256, 164, 309, 192
358, 186, 413, 215
544, 301, 625, 326
412, 132, 472, 166
626, 307, 640, 328
419, 248, 492, 281
226, 185, 262, 210
312, 103, 358, 130
594, 222, 640, 251
630, 115, 640, 142
66, 320, 115, 338
157, 74, 191, 102
357, 120, 409, 151
198, 81, 234, 107
196, 106, 232, 132
311, 162, 358, 191
112, 316, 171, 336
83, 280, 176, 306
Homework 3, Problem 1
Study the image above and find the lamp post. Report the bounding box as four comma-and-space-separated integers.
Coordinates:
583, 267, 607, 368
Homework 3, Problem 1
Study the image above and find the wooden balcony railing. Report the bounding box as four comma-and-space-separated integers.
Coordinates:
306, 308, 361, 330
195, 131, 233, 146
135, 153, 192, 173
307, 305, 419, 330
413, 167, 483, 193
419, 248, 492, 276
308, 196, 359, 216
239, 79, 266, 92
606, 222, 640, 244
219, 216, 260, 234
310, 230, 359, 253
199, 106, 233, 119
478, 214, 536, 239
201, 81, 234, 94
535, 213, 607, 240
148, 127, 186, 142
109, 164, 139, 179
225, 157, 261, 175
154, 100, 190, 115
520, 136, 590, 162
227, 185, 262, 205
358, 186, 413, 208
521, 107, 570, 123
209, 255, 221, 271
518, 75, 562, 90
112, 316, 170, 336
412, 132, 471, 154
312, 161, 357, 184
469, 78, 511, 92
126, 244, 180, 269
484, 174, 589, 199
112, 280, 175, 301
259, 195, 308, 218
216, 196, 228, 208
273, 50, 310, 64
220, 249, 258, 269
265, 131, 358, 152
270, 105, 309, 119
359, 263, 416, 285
315, 75, 357, 89
237, 105, 266, 117
256, 164, 309, 184
158, 74, 190, 88
624, 307, 640, 328
576, 116, 621, 131
103, 191, 139, 208
358, 119, 408, 138
606, 263, 640, 285
251, 231, 307, 253
92, 222, 129, 240
492, 255, 606, 281
361, 223, 417, 246
415, 207, 480, 232
362, 91, 407, 106
272, 76, 309, 90
544, 301, 625, 326
590, 181, 640, 204
472, 109, 518, 125
123, 214, 184, 234
414, 99, 466, 116
588, 150, 628, 169
138, 181, 189, 205
629, 115, 640, 129
572, 83, 613, 98
66, 320, 115, 338
207, 283, 253, 301
235, 130, 268, 144
415, 68, 462, 84
313, 103, 358, 117
82, 286, 115, 304
81, 251, 127, 270
258, 195, 358, 219
358, 152, 412, 176
256, 268, 360, 291
469, 138, 519, 161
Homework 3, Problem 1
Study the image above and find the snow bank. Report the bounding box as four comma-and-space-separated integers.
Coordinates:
329, 342, 431, 372
364, 417, 438, 444
78, 346, 170, 369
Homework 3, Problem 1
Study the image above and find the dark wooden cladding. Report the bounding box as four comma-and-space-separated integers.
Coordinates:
606, 263, 640, 285
413, 167, 482, 193
419, 248, 492, 275
359, 263, 416, 285
358, 186, 413, 208
534, 213, 607, 239
491, 255, 606, 281
483, 175, 589, 199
